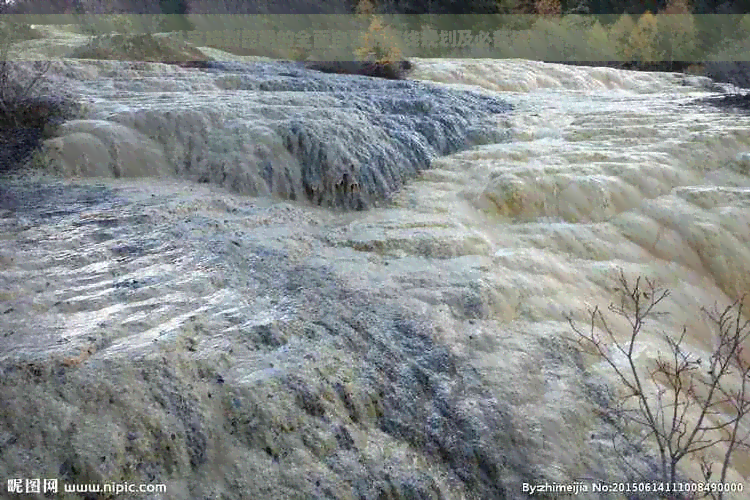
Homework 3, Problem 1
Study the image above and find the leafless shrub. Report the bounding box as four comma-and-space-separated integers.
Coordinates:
0, 18, 51, 129
0, 19, 89, 172
566, 269, 750, 499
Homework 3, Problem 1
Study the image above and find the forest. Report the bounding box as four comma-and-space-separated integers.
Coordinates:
1, 0, 748, 16
2, 0, 750, 89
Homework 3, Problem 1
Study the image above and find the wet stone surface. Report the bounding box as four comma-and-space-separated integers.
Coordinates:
3, 56, 749, 499
0, 177, 540, 499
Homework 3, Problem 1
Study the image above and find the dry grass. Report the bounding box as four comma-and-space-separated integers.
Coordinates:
68, 32, 209, 64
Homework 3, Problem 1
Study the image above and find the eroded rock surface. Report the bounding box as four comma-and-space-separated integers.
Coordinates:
39, 59, 512, 211
2, 56, 750, 500
0, 178, 546, 500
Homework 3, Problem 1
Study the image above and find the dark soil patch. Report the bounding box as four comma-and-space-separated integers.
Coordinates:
304, 60, 414, 80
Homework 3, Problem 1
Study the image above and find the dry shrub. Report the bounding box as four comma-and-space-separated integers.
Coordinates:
567, 270, 750, 498
1, 19, 51, 172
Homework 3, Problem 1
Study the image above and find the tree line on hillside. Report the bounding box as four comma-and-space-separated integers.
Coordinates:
2, 0, 749, 90
1, 0, 748, 15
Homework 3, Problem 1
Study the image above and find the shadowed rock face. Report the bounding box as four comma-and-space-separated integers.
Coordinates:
698, 62, 750, 113
43, 60, 512, 211
704, 61, 750, 90
304, 60, 415, 80
702, 92, 750, 114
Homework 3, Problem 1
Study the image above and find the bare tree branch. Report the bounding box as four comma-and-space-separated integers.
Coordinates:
567, 268, 750, 499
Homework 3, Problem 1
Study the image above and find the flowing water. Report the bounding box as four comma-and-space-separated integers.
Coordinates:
2, 53, 750, 497
407, 58, 750, 487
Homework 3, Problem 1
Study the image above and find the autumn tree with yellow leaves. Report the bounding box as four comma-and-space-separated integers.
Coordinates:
607, 13, 636, 60
657, 0, 698, 64
627, 10, 661, 62
354, 0, 403, 64
535, 0, 561, 18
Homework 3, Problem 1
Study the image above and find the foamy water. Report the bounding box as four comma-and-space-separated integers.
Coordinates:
406, 58, 750, 485
4, 53, 750, 494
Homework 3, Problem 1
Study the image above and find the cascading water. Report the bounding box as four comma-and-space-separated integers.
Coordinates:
2, 54, 749, 498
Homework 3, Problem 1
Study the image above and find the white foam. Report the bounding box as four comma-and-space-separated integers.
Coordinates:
19, 56, 750, 486
397, 59, 750, 484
